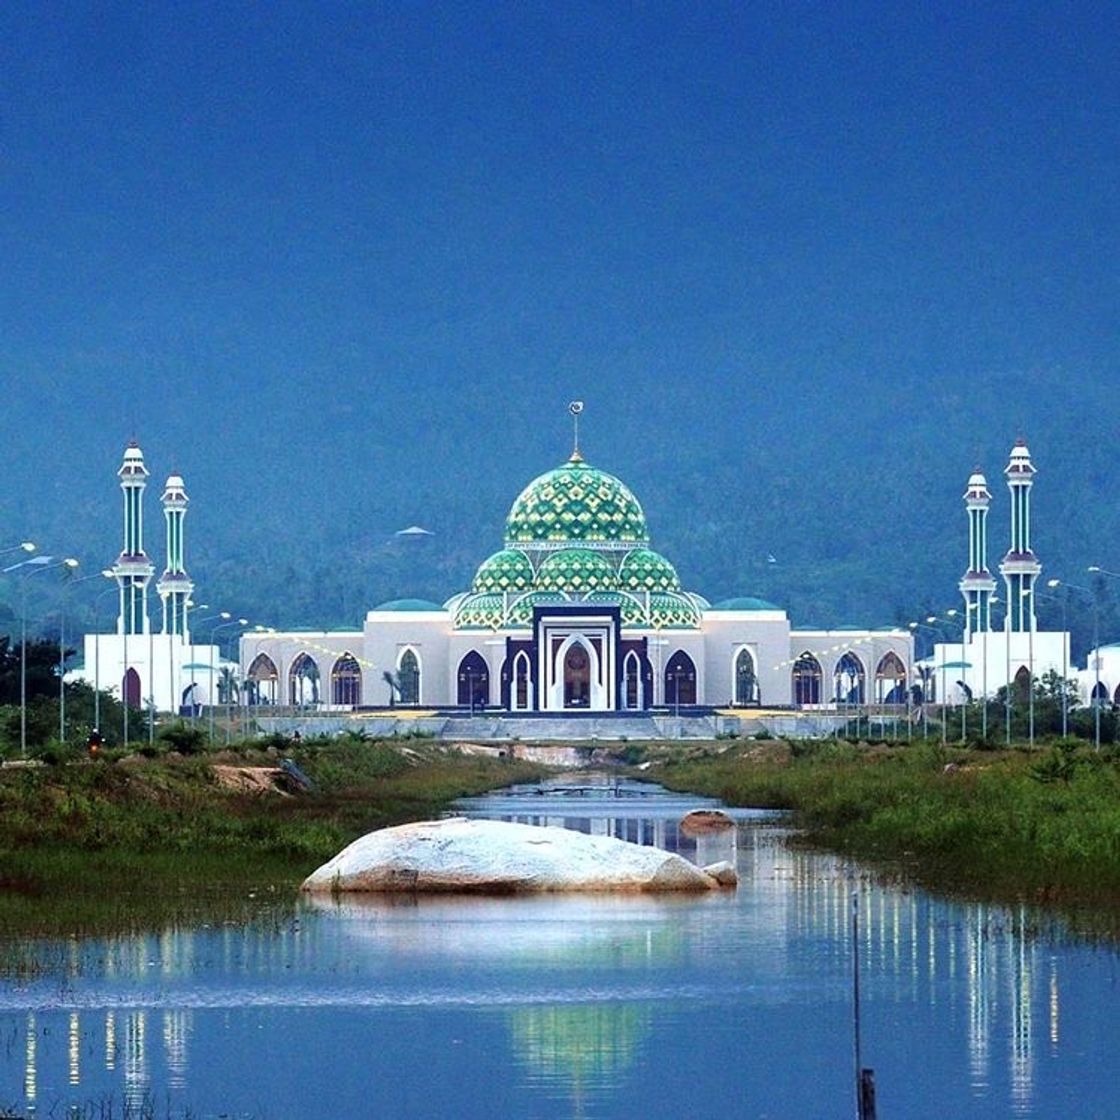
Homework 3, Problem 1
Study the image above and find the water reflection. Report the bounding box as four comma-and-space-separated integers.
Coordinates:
0, 777, 1112, 1119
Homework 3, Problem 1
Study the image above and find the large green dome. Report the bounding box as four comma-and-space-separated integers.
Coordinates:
505, 454, 649, 547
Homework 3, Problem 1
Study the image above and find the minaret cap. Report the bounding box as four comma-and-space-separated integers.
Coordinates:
1006, 440, 1036, 477
162, 474, 189, 504
119, 442, 149, 480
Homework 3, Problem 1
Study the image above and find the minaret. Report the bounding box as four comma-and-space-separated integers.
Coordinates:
959, 468, 997, 636
112, 443, 155, 635
998, 439, 1041, 633
157, 473, 194, 639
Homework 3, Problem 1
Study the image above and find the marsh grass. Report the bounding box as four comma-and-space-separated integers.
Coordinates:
650, 739, 1120, 911
0, 735, 543, 938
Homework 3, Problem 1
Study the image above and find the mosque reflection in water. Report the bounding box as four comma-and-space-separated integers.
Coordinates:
0, 782, 1091, 1118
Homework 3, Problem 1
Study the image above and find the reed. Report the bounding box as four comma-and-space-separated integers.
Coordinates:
0, 734, 544, 937
650, 739, 1120, 909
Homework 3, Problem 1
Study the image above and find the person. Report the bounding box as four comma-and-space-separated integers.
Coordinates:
87, 728, 103, 758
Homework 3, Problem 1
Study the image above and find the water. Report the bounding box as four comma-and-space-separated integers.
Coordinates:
2, 776, 1118, 1118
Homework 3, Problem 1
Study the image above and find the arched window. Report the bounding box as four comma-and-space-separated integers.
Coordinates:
792, 653, 822, 706
122, 667, 141, 709
623, 651, 642, 710
664, 651, 697, 708
398, 649, 420, 705
834, 652, 865, 704
875, 652, 907, 704
247, 653, 278, 706
457, 651, 489, 710
734, 647, 758, 706
331, 654, 362, 706
1091, 681, 1108, 705
289, 653, 320, 706
512, 651, 532, 711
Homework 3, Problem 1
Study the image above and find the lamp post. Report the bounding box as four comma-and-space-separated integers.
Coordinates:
1046, 579, 1070, 738
945, 609, 968, 744
0, 542, 36, 561
1057, 576, 1100, 749
210, 616, 247, 744
91, 573, 118, 735
1085, 567, 1120, 749
2, 555, 78, 758
57, 561, 115, 743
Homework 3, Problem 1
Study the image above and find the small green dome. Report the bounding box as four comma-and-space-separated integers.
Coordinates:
507, 590, 569, 627
472, 548, 534, 594
648, 592, 702, 629
505, 455, 649, 546
453, 593, 507, 630
534, 548, 616, 594
585, 589, 646, 626
617, 548, 681, 593
372, 598, 444, 612
710, 596, 779, 611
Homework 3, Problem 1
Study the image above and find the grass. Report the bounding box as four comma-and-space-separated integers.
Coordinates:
0, 734, 545, 938
647, 737, 1120, 915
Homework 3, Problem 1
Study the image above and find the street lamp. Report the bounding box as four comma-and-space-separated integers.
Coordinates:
91, 572, 118, 735
2, 554, 77, 758
210, 616, 248, 743
55, 558, 85, 743
0, 542, 36, 561
1056, 575, 1101, 749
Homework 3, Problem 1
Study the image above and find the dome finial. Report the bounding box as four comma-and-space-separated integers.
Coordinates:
568, 400, 584, 461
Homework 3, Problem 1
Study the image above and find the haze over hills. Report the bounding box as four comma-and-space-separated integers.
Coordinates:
1, 4, 1115, 655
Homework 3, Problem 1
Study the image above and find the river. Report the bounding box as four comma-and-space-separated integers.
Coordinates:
0, 775, 1116, 1118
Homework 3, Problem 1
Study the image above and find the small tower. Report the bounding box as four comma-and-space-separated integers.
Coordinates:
157, 473, 194, 639
111, 442, 155, 635
959, 468, 997, 635
998, 439, 1041, 633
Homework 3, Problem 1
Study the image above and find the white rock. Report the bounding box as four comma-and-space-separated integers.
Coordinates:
301, 817, 729, 894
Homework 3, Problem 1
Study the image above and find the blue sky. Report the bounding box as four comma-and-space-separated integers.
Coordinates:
1, 2, 1117, 612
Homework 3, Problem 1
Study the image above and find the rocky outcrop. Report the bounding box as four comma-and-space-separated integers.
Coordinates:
680, 809, 735, 835
301, 817, 735, 894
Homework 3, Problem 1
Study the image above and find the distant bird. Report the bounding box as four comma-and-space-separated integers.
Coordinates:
395, 526, 434, 538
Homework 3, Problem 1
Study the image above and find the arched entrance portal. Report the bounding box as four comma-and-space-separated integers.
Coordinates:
564, 643, 591, 708
457, 651, 490, 710
622, 651, 642, 710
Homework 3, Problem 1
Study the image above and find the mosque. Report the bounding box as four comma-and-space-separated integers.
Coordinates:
239, 420, 913, 716
76, 429, 1114, 730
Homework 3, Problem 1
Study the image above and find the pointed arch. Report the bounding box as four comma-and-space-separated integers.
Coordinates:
331, 654, 362, 706
664, 650, 697, 707
792, 652, 822, 706
1091, 680, 1108, 704
122, 667, 141, 709
875, 651, 907, 704
289, 653, 320, 706
834, 651, 865, 704
457, 651, 490, 709
733, 647, 759, 706
623, 650, 643, 710
397, 648, 420, 705
511, 650, 532, 711
247, 653, 278, 705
